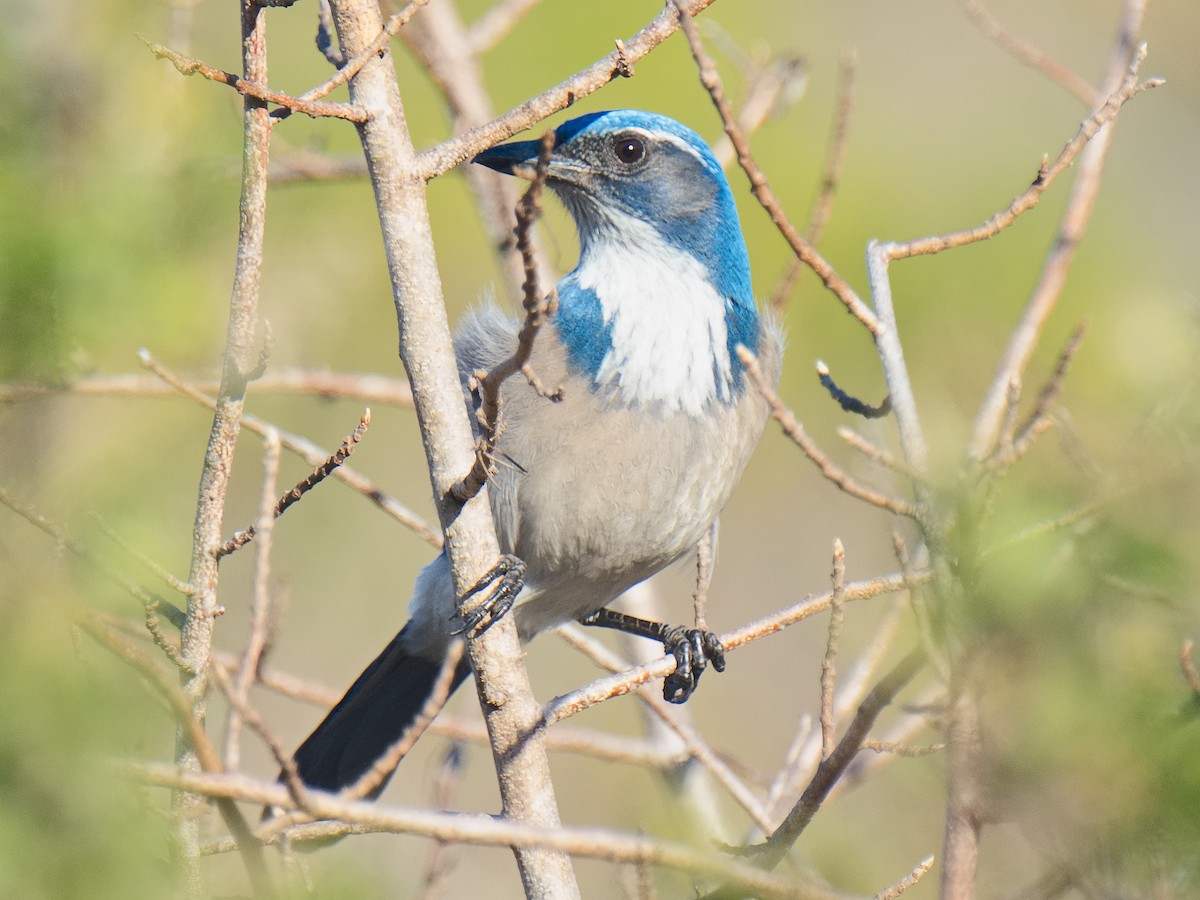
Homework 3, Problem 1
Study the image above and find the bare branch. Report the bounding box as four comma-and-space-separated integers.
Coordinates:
467, 0, 546, 55
771, 50, 857, 312
874, 855, 936, 900
0, 368, 414, 406
219, 410, 371, 557
143, 36, 367, 121
959, 0, 1098, 106
222, 430, 282, 770
452, 131, 560, 502
133, 764, 841, 900
324, 0, 575, 891
414, 0, 721, 180
543, 570, 923, 726
140, 351, 442, 548
819, 541, 847, 759
672, 0, 878, 335
740, 348, 918, 519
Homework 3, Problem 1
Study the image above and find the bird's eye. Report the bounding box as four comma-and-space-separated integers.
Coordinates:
613, 136, 645, 165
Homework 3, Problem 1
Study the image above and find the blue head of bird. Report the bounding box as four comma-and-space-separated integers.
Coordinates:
475, 110, 760, 416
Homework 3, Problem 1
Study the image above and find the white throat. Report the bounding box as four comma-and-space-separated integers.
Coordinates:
573, 217, 734, 416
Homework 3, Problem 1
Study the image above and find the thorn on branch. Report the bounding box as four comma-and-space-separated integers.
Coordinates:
817, 360, 892, 419
218, 410, 372, 558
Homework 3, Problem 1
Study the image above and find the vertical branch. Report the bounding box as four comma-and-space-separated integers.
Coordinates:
967, 0, 1149, 461
172, 0, 272, 890
323, 2, 578, 896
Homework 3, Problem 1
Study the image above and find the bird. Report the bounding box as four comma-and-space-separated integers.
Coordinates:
287, 109, 783, 797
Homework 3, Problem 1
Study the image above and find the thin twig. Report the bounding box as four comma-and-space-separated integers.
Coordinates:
452, 130, 560, 502
131, 764, 842, 900
81, 616, 271, 895
706, 649, 926, 897
874, 855, 936, 900
819, 541, 847, 759
218, 410, 371, 557
0, 485, 191, 669
0, 368, 414, 406
171, 5, 275, 887
1003, 321, 1090, 465
139, 351, 441, 548
295, 0, 432, 105
959, 0, 1098, 107
543, 570, 923, 727
222, 430, 282, 770
413, 0, 721, 180
340, 641, 465, 801
143, 37, 367, 121
770, 50, 857, 312
467, 0, 546, 55
672, 0, 878, 335
740, 348, 918, 519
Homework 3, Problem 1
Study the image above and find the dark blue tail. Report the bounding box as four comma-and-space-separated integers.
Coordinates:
291, 624, 471, 796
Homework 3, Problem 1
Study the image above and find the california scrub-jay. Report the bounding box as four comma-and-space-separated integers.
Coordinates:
289, 110, 782, 795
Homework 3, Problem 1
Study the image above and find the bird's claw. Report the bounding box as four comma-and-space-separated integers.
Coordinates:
661, 625, 726, 704
452, 554, 526, 638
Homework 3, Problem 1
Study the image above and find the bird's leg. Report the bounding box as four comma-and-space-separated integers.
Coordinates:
453, 554, 527, 638
580, 608, 726, 704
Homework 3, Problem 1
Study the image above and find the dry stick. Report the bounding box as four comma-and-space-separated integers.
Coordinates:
81, 616, 271, 896
711, 51, 808, 171
959, 0, 1098, 107
452, 130, 560, 503
963, 23, 1155, 459
692, 521, 717, 631
739, 348, 918, 519
874, 855, 936, 900
836, 427, 924, 482
1003, 320, 1090, 465
170, 4, 274, 892
219, 410, 371, 557
671, 1, 878, 336
293, 0, 431, 107
132, 765, 839, 900
143, 36, 366, 121
764, 602, 906, 828
466, 0, 546, 54
770, 49, 858, 313
140, 351, 442, 548
819, 541, 847, 759
717, 649, 927, 900
323, 1, 577, 895
413, 0, 721, 180
555, 624, 774, 833
543, 570, 923, 727
416, 744, 467, 900
211, 660, 313, 811
402, 0, 554, 299
0, 368, 415, 406
222, 430, 281, 771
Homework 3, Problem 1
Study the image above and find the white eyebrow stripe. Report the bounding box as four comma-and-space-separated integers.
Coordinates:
621, 127, 709, 167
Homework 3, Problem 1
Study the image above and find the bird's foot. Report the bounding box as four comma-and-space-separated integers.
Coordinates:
580, 608, 726, 703
453, 554, 526, 638
659, 623, 726, 704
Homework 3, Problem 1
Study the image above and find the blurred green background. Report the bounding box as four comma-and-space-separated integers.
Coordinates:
1, 0, 1198, 897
